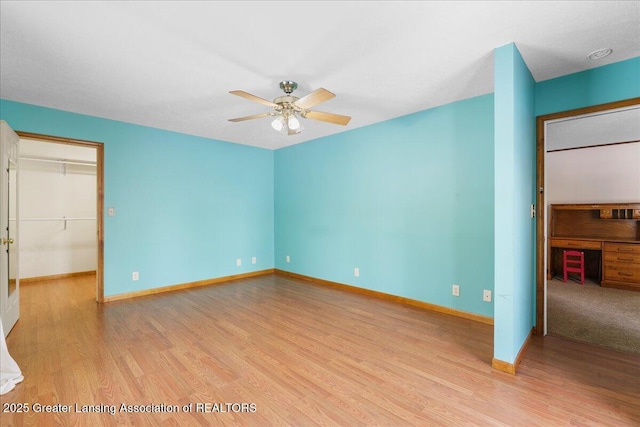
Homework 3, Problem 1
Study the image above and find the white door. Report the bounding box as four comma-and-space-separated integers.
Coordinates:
0, 121, 19, 337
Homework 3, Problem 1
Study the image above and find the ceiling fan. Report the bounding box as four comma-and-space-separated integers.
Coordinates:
228, 81, 351, 135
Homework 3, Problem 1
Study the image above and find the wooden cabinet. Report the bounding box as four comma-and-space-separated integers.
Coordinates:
603, 242, 640, 290
548, 203, 640, 291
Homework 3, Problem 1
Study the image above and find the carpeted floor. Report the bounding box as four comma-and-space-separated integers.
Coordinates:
547, 277, 640, 355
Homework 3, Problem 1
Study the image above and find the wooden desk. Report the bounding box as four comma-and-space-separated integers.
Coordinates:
548, 203, 640, 291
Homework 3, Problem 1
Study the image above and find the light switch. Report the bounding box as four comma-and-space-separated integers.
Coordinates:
108, 207, 115, 217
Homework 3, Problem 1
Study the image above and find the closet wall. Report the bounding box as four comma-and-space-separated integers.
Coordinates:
546, 106, 640, 204
19, 139, 96, 279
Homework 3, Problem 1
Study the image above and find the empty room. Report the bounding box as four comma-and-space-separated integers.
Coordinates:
1, 1, 639, 426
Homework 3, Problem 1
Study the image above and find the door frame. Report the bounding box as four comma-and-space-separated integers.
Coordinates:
16, 131, 105, 303
535, 97, 640, 335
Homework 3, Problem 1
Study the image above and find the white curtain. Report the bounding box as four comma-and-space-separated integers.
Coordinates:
0, 320, 23, 395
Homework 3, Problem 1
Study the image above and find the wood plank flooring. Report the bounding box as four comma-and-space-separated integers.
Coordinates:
1, 273, 639, 426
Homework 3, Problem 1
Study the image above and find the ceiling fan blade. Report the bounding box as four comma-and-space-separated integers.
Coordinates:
229, 90, 278, 108
304, 110, 351, 126
228, 112, 274, 122
294, 88, 336, 109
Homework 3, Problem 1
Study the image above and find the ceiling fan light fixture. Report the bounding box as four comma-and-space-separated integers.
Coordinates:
271, 113, 304, 135
287, 114, 303, 132
271, 115, 286, 133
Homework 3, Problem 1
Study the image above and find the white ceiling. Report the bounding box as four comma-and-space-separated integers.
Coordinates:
1, 1, 639, 150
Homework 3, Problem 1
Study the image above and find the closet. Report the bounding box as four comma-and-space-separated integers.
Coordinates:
19, 139, 97, 280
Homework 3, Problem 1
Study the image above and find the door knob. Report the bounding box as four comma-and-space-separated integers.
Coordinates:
2, 238, 13, 245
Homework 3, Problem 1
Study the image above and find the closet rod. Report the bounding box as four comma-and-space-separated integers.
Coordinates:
19, 156, 96, 167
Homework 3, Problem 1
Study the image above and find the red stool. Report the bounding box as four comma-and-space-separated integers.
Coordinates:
563, 250, 585, 285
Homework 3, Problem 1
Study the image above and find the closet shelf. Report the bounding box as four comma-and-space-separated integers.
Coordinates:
17, 217, 96, 231
19, 217, 96, 221
20, 155, 96, 167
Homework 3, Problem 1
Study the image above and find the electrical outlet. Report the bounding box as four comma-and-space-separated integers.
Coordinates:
236, 258, 242, 267
354, 267, 360, 277
286, 255, 290, 263
452, 284, 460, 297
132, 271, 139, 281
252, 257, 257, 264
483, 290, 492, 302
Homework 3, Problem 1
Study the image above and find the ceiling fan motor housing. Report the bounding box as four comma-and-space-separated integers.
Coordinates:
273, 95, 300, 106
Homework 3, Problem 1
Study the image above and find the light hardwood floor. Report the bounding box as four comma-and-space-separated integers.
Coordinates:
1, 273, 639, 426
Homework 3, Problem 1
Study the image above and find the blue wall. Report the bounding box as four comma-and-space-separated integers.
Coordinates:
536, 56, 640, 115
275, 95, 495, 317
493, 44, 536, 364
0, 100, 274, 297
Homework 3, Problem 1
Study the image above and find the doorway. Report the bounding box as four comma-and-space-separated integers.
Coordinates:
535, 97, 640, 337
16, 132, 104, 303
